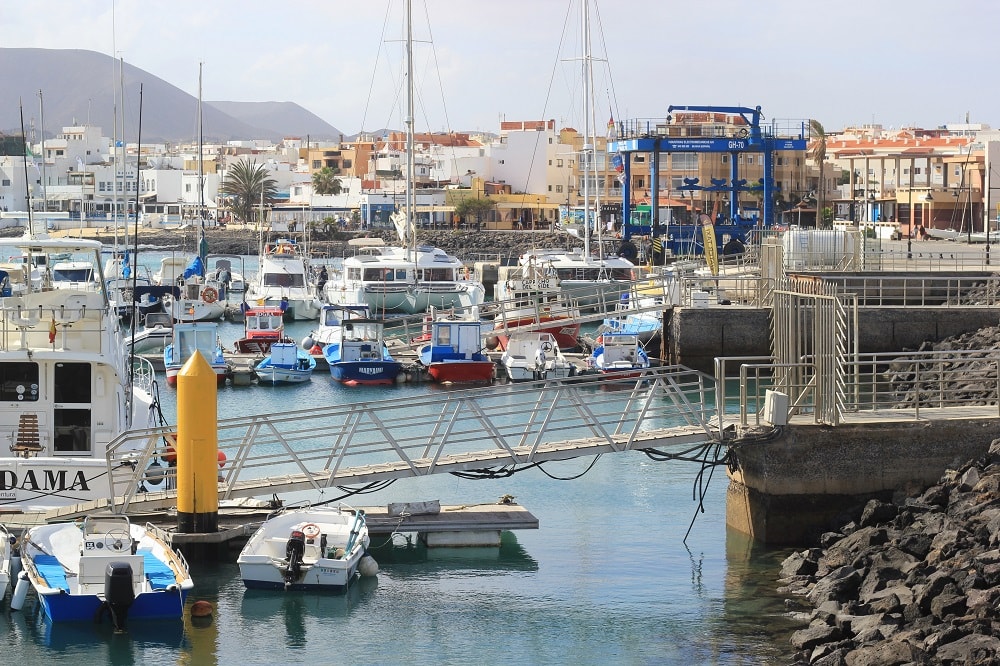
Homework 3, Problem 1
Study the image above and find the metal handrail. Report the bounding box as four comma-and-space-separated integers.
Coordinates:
105, 366, 721, 512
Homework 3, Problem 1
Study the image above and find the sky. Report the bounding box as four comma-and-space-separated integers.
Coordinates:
3, 0, 996, 136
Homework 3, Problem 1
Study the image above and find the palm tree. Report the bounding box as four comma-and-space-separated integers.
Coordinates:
220, 159, 278, 225
807, 120, 827, 227
312, 166, 343, 195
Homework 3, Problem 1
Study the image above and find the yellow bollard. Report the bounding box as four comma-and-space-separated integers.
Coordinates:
176, 350, 219, 533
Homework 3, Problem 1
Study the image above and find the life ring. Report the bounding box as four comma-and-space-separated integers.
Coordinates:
202, 287, 218, 303
541, 341, 553, 352
301, 523, 321, 539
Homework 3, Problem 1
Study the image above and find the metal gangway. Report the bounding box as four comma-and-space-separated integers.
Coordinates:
99, 366, 721, 514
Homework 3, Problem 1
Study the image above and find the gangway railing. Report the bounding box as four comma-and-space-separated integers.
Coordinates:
714, 348, 1000, 433
104, 366, 721, 513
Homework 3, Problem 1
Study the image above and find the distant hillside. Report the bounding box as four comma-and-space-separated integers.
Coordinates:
0, 48, 341, 143
206, 101, 343, 141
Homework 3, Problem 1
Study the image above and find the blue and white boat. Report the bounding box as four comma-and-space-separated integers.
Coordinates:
17, 515, 193, 631
418, 311, 495, 384
237, 506, 376, 592
600, 295, 665, 345
305, 304, 372, 350
255, 342, 316, 384
587, 332, 650, 378
164, 322, 229, 387
322, 317, 402, 386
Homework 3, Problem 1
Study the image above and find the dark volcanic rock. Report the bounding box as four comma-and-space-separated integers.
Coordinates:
779, 439, 1000, 662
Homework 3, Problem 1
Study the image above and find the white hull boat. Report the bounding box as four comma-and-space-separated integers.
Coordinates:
501, 331, 576, 382
238, 507, 376, 592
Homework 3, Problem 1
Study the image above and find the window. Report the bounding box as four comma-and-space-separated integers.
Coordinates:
0, 362, 39, 402
343, 159, 352, 169
555, 185, 563, 193
556, 159, 563, 167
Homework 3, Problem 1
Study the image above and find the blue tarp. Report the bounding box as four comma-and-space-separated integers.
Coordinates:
182, 255, 205, 279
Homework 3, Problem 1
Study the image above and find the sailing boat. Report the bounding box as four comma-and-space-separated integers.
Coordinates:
516, 0, 639, 310
164, 63, 225, 322
323, 0, 486, 315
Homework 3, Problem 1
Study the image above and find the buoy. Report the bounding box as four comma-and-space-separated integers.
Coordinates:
217, 450, 227, 468
359, 554, 379, 577
163, 441, 177, 464
395, 372, 407, 384
310, 344, 323, 355
10, 571, 29, 611
300, 336, 314, 350
485, 335, 500, 350
190, 600, 214, 618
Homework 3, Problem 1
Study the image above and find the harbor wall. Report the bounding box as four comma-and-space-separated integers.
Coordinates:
725, 418, 999, 545
665, 306, 1000, 373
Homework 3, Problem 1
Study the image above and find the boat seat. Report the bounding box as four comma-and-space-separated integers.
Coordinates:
10, 412, 43, 457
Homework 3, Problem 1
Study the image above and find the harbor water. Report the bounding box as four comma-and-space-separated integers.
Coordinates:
1, 251, 803, 664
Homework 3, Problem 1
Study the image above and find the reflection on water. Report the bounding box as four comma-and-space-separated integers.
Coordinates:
372, 531, 539, 572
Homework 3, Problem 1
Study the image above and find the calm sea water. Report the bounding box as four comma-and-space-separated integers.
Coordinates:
0, 252, 802, 665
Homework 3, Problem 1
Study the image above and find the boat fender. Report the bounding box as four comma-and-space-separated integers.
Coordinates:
10, 571, 29, 611
144, 459, 166, 487
300, 335, 315, 350
359, 554, 380, 577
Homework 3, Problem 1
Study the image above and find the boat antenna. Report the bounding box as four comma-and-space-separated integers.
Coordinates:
128, 83, 144, 408
19, 100, 34, 235
38, 90, 48, 236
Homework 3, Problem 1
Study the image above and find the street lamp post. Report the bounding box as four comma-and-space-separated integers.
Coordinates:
906, 187, 913, 260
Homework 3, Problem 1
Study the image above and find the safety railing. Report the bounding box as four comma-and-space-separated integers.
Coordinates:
715, 348, 1000, 432
104, 366, 721, 512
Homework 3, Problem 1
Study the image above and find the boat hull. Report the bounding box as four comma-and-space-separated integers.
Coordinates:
495, 318, 581, 351
239, 556, 361, 592
255, 367, 313, 385
36, 585, 189, 623
427, 361, 495, 384
329, 361, 402, 386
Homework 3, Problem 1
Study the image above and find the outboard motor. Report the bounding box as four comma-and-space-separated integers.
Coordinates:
101, 562, 136, 632
284, 530, 306, 585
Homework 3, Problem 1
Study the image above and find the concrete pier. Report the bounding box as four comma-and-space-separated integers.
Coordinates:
725, 406, 1000, 546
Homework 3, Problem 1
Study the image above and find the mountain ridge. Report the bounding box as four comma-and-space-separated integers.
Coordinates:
0, 48, 344, 143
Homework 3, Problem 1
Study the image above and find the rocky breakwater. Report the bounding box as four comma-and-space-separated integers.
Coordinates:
44, 226, 581, 263
779, 441, 1000, 665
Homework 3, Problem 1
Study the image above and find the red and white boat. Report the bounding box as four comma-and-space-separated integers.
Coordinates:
417, 310, 495, 384
233, 306, 291, 354
492, 258, 581, 351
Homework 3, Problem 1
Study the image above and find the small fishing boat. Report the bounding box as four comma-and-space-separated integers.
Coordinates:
323, 317, 402, 386
587, 332, 650, 378
500, 331, 576, 382
17, 515, 193, 630
237, 506, 377, 592
126, 311, 174, 355
304, 304, 372, 350
418, 311, 495, 384
600, 295, 665, 345
0, 523, 13, 599
233, 306, 291, 355
163, 322, 229, 387
254, 342, 316, 384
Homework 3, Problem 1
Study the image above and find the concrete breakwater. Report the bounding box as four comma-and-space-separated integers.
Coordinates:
778, 440, 1000, 665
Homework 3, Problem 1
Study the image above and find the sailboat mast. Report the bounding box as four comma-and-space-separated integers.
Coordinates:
198, 62, 205, 223
19, 101, 34, 235
580, 0, 593, 258
38, 90, 47, 234
405, 0, 416, 257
